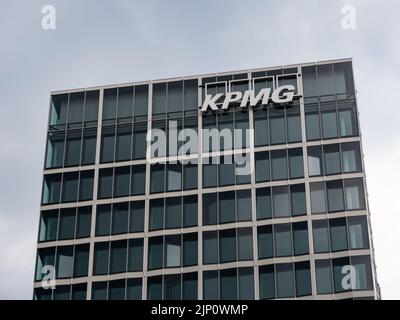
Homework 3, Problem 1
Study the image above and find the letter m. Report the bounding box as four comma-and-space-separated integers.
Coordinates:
240, 88, 271, 108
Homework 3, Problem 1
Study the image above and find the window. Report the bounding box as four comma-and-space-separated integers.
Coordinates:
238, 228, 253, 260
82, 128, 97, 165
132, 124, 147, 160
288, 148, 304, 179
203, 231, 218, 264
344, 178, 365, 210
330, 218, 348, 252
203, 271, 219, 299
131, 164, 146, 195
203, 193, 217, 225
45, 131, 65, 169
62, 172, 79, 203
96, 205, 111, 236
65, 129, 81, 167
219, 191, 235, 224
73, 244, 89, 277
127, 278, 142, 300
302, 66, 317, 97
150, 164, 164, 193
165, 235, 181, 268
183, 272, 198, 300
338, 100, 358, 137
79, 170, 94, 201
148, 236, 163, 270
333, 257, 350, 293
326, 180, 344, 212
286, 105, 302, 143
128, 239, 143, 272
129, 201, 145, 233
183, 195, 197, 227
276, 263, 294, 298
239, 267, 254, 300
112, 203, 128, 235
92, 282, 107, 300
272, 186, 290, 218
183, 233, 197, 266
334, 62, 354, 95
315, 259, 333, 294
71, 283, 87, 300
351, 255, 373, 290
98, 168, 113, 199
256, 187, 272, 220
219, 156, 235, 186
219, 229, 236, 263
100, 125, 115, 163
56, 246, 73, 278
184, 79, 198, 111
114, 166, 130, 198
258, 225, 273, 259
308, 145, 323, 176
165, 197, 181, 229
348, 216, 369, 249
341, 142, 362, 173
255, 152, 270, 182
321, 102, 338, 139
153, 83, 166, 115
310, 182, 326, 214
290, 184, 306, 216
236, 189, 252, 221
164, 274, 181, 300
39, 210, 58, 242
116, 124, 132, 161
324, 144, 341, 175
167, 163, 182, 191
317, 64, 334, 96
108, 280, 125, 300
259, 265, 275, 299
84, 90, 99, 123
253, 109, 269, 147
110, 240, 127, 274
35, 247, 55, 281
293, 222, 309, 255
305, 103, 321, 140
93, 242, 109, 275
183, 164, 197, 190
271, 150, 287, 180
269, 108, 285, 145
312, 220, 330, 253
203, 158, 217, 188
295, 261, 311, 296
50, 94, 68, 126
274, 224, 292, 257
58, 208, 76, 240
220, 269, 237, 300
54, 285, 71, 300
149, 199, 164, 231
147, 276, 162, 300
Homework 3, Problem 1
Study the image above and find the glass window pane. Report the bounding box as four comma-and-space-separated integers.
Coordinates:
315, 260, 333, 294
276, 263, 294, 298
274, 224, 292, 257
341, 142, 362, 173
114, 166, 130, 198
344, 178, 365, 210
150, 164, 164, 193
259, 265, 275, 299
203, 231, 218, 265
149, 199, 164, 231
56, 246, 73, 278
326, 180, 344, 212
219, 229, 236, 263
183, 272, 198, 300
333, 257, 350, 293
219, 156, 235, 186
312, 220, 330, 253
351, 255, 373, 290
330, 218, 348, 252
45, 131, 65, 169
74, 244, 89, 277
65, 130, 82, 167
295, 261, 311, 297
152, 83, 166, 115
238, 227, 253, 260
127, 278, 142, 300
165, 235, 181, 268
253, 110, 269, 147
167, 81, 183, 114
35, 247, 55, 281
164, 274, 181, 300
269, 108, 286, 145
93, 242, 109, 275
321, 104, 338, 139
116, 124, 132, 161
338, 100, 358, 137
129, 201, 145, 233
183, 195, 197, 227
103, 88, 117, 120
53, 285, 71, 300
183, 233, 197, 266
62, 172, 79, 203
272, 186, 290, 218
134, 85, 148, 117
183, 164, 197, 190
239, 267, 254, 300
203, 193, 217, 226
131, 164, 146, 195
334, 62, 354, 94
165, 197, 182, 229
100, 125, 115, 163
96, 205, 111, 236
302, 66, 317, 97
286, 106, 302, 143
237, 189, 252, 221
92, 282, 107, 300
79, 170, 94, 201
220, 268, 237, 300
255, 151, 270, 182
71, 283, 87, 300
219, 191, 235, 224
290, 184, 306, 216
293, 222, 309, 255
184, 79, 198, 111
148, 236, 163, 270
147, 276, 162, 300
84, 90, 99, 123
203, 158, 217, 188
112, 202, 128, 235
203, 271, 218, 300
117, 86, 133, 119
310, 182, 326, 214
271, 149, 287, 180
317, 64, 334, 96
110, 240, 127, 274
305, 110, 320, 140
258, 225, 273, 259
348, 216, 369, 249
324, 144, 341, 175
308, 146, 323, 176
167, 163, 182, 191
128, 239, 143, 272
256, 187, 272, 220
39, 210, 58, 242
132, 125, 147, 160
58, 208, 76, 240
108, 280, 125, 300
98, 168, 113, 199
288, 148, 304, 179
50, 94, 68, 126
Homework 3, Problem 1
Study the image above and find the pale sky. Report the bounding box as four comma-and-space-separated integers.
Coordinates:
0, 0, 399, 299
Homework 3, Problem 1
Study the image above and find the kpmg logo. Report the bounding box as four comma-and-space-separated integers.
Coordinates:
200, 81, 297, 112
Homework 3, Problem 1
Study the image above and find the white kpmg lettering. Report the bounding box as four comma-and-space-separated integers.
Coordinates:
200, 84, 296, 112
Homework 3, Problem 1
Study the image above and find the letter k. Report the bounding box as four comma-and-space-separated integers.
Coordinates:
200, 93, 223, 111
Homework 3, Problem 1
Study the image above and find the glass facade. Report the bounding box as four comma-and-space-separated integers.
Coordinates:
35, 59, 379, 300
